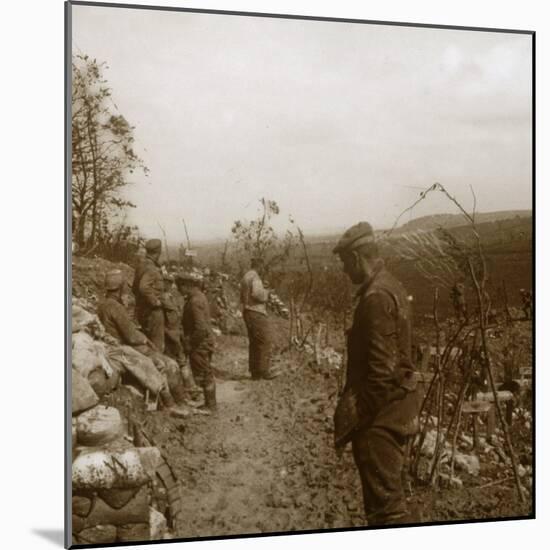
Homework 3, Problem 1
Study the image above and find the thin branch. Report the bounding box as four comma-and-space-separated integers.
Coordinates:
469, 184, 477, 224
157, 222, 170, 262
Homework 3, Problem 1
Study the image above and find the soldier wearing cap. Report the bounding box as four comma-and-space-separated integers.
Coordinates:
98, 269, 191, 416
240, 256, 280, 380
162, 272, 202, 401
332, 222, 419, 526
132, 238, 165, 353
175, 271, 217, 412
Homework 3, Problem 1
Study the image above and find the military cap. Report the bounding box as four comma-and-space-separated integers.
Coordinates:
145, 238, 162, 252
332, 222, 375, 254
105, 269, 124, 290
175, 271, 203, 284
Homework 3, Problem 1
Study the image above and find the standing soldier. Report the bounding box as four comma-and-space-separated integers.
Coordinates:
332, 222, 419, 526
175, 272, 217, 413
133, 238, 165, 352
240, 257, 280, 380
450, 282, 467, 321
162, 272, 202, 402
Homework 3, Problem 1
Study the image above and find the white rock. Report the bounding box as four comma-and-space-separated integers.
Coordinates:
150, 507, 168, 540
439, 473, 463, 488
420, 430, 437, 457
454, 453, 481, 476
72, 369, 99, 414
76, 405, 123, 447
72, 332, 114, 378
72, 445, 161, 489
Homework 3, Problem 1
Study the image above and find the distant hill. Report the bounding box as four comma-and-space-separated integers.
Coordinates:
395, 210, 531, 233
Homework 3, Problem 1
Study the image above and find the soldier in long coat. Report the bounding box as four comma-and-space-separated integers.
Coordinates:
175, 272, 218, 413
333, 222, 419, 526
133, 238, 165, 352
162, 273, 202, 401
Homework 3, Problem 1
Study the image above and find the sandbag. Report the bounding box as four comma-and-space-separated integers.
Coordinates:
72, 446, 162, 489
73, 495, 93, 517
72, 417, 78, 451
72, 514, 85, 534
117, 522, 150, 542
72, 332, 114, 379
76, 406, 123, 447
72, 304, 99, 333
99, 488, 140, 510
88, 366, 120, 397
72, 369, 99, 415
82, 486, 149, 528
74, 524, 117, 545
150, 507, 168, 540
109, 345, 165, 394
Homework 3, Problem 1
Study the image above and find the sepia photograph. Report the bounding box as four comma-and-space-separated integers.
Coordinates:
67, 1, 534, 546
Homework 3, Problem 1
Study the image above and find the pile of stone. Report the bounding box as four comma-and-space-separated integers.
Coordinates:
415, 423, 481, 488
71, 407, 165, 544
71, 297, 170, 544
268, 292, 289, 319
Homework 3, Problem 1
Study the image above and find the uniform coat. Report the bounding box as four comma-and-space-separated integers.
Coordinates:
132, 255, 165, 352
240, 269, 272, 377
182, 287, 215, 388
345, 263, 419, 525
98, 294, 182, 397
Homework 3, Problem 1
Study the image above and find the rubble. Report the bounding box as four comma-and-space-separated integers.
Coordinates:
70, 273, 170, 544
454, 453, 480, 476
72, 444, 162, 489
72, 369, 99, 414
69, 255, 532, 540
76, 406, 123, 447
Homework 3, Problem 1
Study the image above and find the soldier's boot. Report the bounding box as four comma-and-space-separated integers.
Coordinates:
159, 387, 191, 418
164, 364, 193, 407
199, 383, 217, 413
179, 362, 203, 402
170, 381, 190, 407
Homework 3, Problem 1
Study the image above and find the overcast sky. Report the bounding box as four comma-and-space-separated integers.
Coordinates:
72, 5, 532, 243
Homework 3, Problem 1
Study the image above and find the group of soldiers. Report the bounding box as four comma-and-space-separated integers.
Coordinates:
95, 220, 449, 527
98, 238, 217, 416
96, 238, 282, 418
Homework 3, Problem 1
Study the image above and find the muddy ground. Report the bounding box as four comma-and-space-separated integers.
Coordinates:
109, 331, 532, 540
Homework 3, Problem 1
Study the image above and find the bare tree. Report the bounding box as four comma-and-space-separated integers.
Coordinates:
72, 54, 149, 249
230, 198, 295, 274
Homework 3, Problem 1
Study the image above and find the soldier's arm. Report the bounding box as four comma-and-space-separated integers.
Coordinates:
139, 270, 162, 308
190, 295, 212, 344
250, 276, 269, 303
356, 291, 398, 415
111, 304, 149, 346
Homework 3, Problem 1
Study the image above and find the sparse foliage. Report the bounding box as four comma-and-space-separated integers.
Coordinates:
392, 183, 527, 504
72, 54, 149, 250
230, 198, 295, 274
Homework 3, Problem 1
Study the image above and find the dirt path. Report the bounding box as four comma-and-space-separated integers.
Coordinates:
126, 334, 530, 539
152, 335, 364, 538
